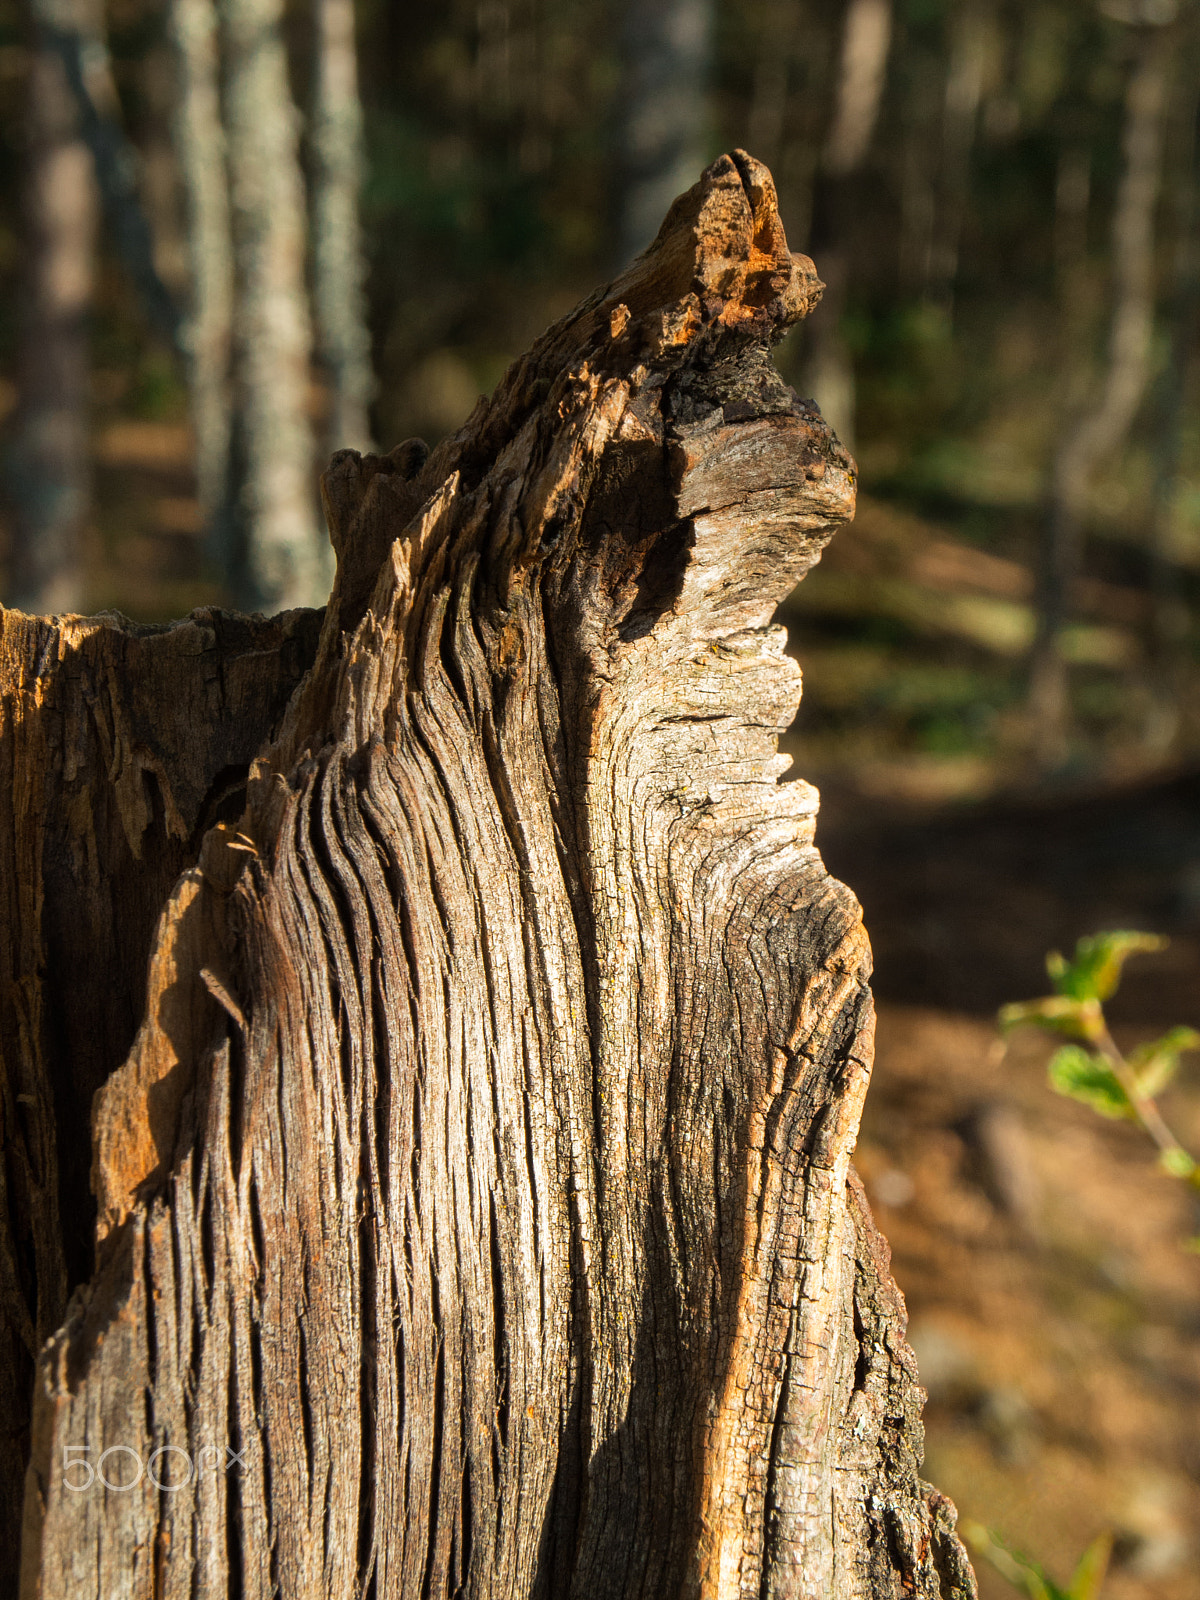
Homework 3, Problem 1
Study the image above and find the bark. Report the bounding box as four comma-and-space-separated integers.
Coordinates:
11, 153, 975, 1599
1029, 22, 1172, 768
222, 0, 330, 611
168, 0, 236, 567
0, 604, 323, 1594
311, 0, 375, 456
6, 0, 99, 613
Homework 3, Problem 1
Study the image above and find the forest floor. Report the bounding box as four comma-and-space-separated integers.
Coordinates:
814, 772, 1200, 1600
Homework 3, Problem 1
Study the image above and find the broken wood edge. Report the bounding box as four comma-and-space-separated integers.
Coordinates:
22, 151, 978, 1599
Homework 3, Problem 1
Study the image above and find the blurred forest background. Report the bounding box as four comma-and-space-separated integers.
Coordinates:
2, 1, 1200, 1595
2, 0, 1200, 791
4, 0, 1200, 791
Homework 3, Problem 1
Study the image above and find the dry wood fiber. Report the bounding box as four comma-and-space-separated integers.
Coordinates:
10, 153, 976, 1600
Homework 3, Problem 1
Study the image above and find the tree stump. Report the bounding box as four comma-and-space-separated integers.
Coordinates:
5, 153, 976, 1599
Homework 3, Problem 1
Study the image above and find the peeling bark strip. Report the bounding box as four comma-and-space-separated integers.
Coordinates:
14, 154, 975, 1598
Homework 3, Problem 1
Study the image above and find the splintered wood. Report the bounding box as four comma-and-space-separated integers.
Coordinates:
6, 153, 976, 1599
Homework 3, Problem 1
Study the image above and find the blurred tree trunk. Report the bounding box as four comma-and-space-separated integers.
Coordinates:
745, 0, 793, 169
746, 0, 824, 178
44, 0, 182, 349
136, 39, 191, 303
1144, 49, 1200, 756
927, 0, 990, 311
13, 154, 976, 1600
804, 0, 893, 451
614, 0, 714, 265
169, 0, 236, 575
222, 0, 329, 611
6, 0, 99, 613
744, 0, 832, 258
311, 0, 374, 456
1029, 20, 1172, 770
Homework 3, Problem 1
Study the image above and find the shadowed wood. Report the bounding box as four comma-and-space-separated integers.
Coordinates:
11, 152, 976, 1599
0, 605, 322, 1590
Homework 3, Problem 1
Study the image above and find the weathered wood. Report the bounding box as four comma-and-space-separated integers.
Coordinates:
0, 605, 322, 1588
10, 152, 975, 1599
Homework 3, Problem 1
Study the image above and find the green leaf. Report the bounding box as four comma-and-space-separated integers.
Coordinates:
1066, 1530, 1112, 1600
963, 1523, 1112, 1600
1130, 1027, 1200, 1098
1045, 950, 1069, 988
962, 1522, 1069, 1600
1046, 931, 1166, 1003
1047, 1046, 1132, 1120
1158, 1146, 1197, 1180
998, 995, 1102, 1043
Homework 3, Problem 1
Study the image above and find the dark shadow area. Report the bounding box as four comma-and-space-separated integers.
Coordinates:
814, 766, 1200, 1025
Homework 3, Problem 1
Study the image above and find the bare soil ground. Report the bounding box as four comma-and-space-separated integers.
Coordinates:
816, 774, 1200, 1598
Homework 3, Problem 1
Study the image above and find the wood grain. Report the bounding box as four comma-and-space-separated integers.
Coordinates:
12, 152, 975, 1599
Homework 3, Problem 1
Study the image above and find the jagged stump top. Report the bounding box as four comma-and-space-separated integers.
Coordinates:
16, 152, 976, 1600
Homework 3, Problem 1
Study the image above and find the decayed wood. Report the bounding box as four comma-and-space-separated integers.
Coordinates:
0, 606, 322, 1589
12, 152, 975, 1598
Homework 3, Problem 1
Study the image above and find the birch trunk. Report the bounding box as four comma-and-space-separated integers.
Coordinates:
169, 0, 236, 571
1029, 21, 1172, 768
614, 0, 715, 265
927, 0, 991, 309
11, 154, 975, 1600
40, 0, 182, 349
804, 0, 893, 451
7, 0, 98, 613
222, 0, 330, 611
311, 0, 374, 456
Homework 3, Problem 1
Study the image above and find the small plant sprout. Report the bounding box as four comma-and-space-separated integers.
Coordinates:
998, 931, 1200, 1209
963, 1522, 1112, 1600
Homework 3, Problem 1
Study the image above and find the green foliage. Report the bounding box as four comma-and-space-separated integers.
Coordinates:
1047, 1045, 1131, 1119
1044, 1025, 1200, 1126
1000, 932, 1174, 1047
998, 932, 1200, 1225
1158, 1146, 1197, 1180
1045, 931, 1167, 1003
964, 1523, 1112, 1600
129, 350, 188, 423
985, 932, 1200, 1584
1128, 1027, 1200, 1099
998, 994, 1104, 1044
